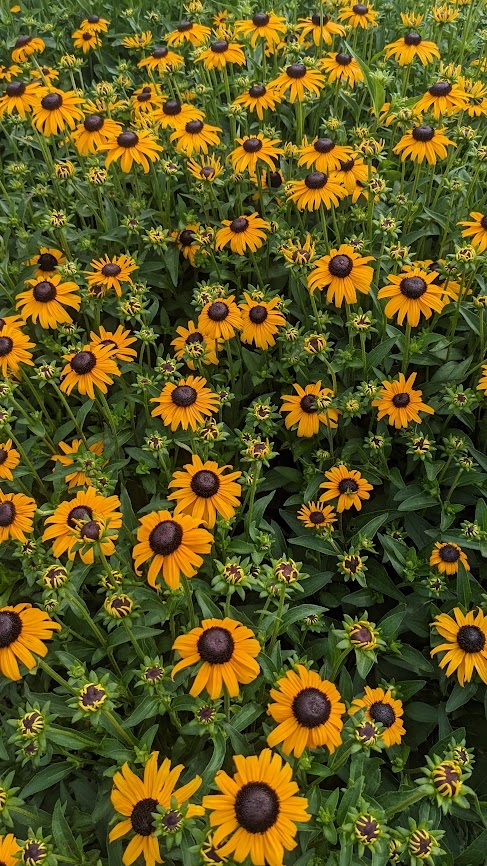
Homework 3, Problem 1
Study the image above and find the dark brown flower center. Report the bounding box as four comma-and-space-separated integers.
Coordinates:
235, 782, 279, 833
429, 81, 452, 97
80, 520, 101, 540
309, 510, 325, 524
137, 88, 152, 102
70, 350, 96, 375
186, 119, 204, 134
249, 84, 266, 97
163, 99, 181, 115
312, 13, 329, 24
0, 611, 22, 648
0, 448, 7, 465
304, 171, 327, 189
404, 32, 422, 46
300, 394, 317, 413
84, 114, 105, 133
400, 275, 427, 298
369, 701, 396, 727
339, 157, 355, 171
391, 392, 410, 407
292, 686, 331, 727
201, 166, 215, 178
457, 625, 485, 653
186, 331, 204, 345
101, 262, 122, 277
67, 504, 93, 529
197, 626, 234, 663
0, 501, 15, 527
87, 15, 100, 23
206, 302, 228, 324
356, 816, 380, 842
171, 384, 197, 406
252, 12, 270, 26
211, 39, 229, 53
15, 35, 31, 47
179, 229, 196, 246
0, 337, 13, 356
178, 20, 193, 31
153, 46, 169, 58
314, 137, 335, 154
6, 81, 26, 97
117, 131, 139, 147
480, 215, 487, 230
41, 93, 63, 110
230, 217, 249, 233
149, 519, 183, 555
336, 52, 352, 64
329, 254, 353, 277
412, 125, 435, 142
23, 841, 46, 863
130, 797, 158, 836
190, 469, 220, 497
438, 543, 460, 562
249, 304, 268, 324
353, 3, 369, 12
269, 170, 282, 188
344, 556, 361, 573
286, 63, 307, 79
37, 252, 59, 271
243, 137, 263, 153
82, 32, 93, 40
33, 280, 56, 302
351, 625, 373, 643
338, 477, 359, 493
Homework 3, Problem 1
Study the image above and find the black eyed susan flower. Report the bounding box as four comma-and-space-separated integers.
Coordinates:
51, 438, 104, 488
202, 749, 310, 866
287, 171, 347, 211
109, 752, 203, 866
198, 296, 242, 342
85, 254, 137, 296
431, 608, 487, 685
166, 21, 211, 46
432, 4, 458, 21
104, 593, 134, 619
0, 440, 19, 481
0, 603, 60, 680
349, 686, 405, 746
333, 157, 373, 203
89, 326, 137, 363
267, 665, 345, 757
430, 542, 469, 575
31, 87, 85, 135
458, 77, 487, 117
0, 835, 21, 866
42, 489, 122, 561
27, 247, 65, 278
79, 15, 109, 33
186, 153, 222, 182
239, 293, 286, 349
385, 33, 440, 65
30, 65, 59, 85
0, 64, 22, 81
415, 80, 468, 118
98, 128, 163, 172
0, 80, 38, 118
172, 617, 260, 698
297, 501, 337, 530
72, 28, 102, 52
230, 134, 283, 177
138, 45, 185, 73
234, 12, 287, 48
319, 465, 373, 512
215, 213, 270, 254
122, 31, 153, 48
71, 113, 123, 154
151, 376, 219, 431
11, 35, 45, 63
281, 382, 339, 437
308, 244, 374, 306
393, 125, 455, 164
0, 492, 36, 543
168, 454, 242, 528
354, 813, 382, 847
296, 13, 346, 45
271, 63, 325, 103
378, 266, 445, 325
477, 364, 487, 396
196, 39, 246, 70
155, 99, 204, 130
459, 212, 487, 251
233, 84, 283, 120
280, 235, 316, 264
297, 136, 353, 174
16, 274, 80, 329
372, 373, 434, 428
171, 320, 221, 368
0, 325, 35, 376
133, 510, 213, 589
321, 52, 364, 86
201, 835, 227, 864
60, 344, 121, 399
170, 119, 222, 155
338, 3, 379, 28
431, 760, 464, 799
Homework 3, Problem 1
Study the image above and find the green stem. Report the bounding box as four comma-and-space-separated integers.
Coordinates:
268, 585, 286, 653
182, 576, 197, 628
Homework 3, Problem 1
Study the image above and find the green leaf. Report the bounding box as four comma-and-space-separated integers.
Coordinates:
456, 561, 471, 609
202, 732, 227, 788
397, 493, 438, 512
281, 604, 326, 629
289, 536, 337, 555
20, 762, 73, 798
52, 801, 83, 861
231, 703, 263, 732
455, 829, 487, 865
446, 681, 477, 713
378, 603, 407, 639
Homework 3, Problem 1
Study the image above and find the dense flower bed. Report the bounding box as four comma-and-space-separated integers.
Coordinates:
0, 0, 487, 864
